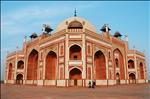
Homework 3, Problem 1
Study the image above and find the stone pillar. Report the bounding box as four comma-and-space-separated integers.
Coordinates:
124, 41, 129, 84
143, 58, 147, 83
4, 62, 8, 83
65, 34, 69, 82
14, 50, 18, 84
37, 51, 44, 85
24, 47, 28, 84
82, 34, 86, 77
134, 50, 138, 83
106, 56, 109, 85
82, 34, 86, 86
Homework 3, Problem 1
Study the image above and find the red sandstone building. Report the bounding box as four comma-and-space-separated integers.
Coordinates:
4, 15, 148, 87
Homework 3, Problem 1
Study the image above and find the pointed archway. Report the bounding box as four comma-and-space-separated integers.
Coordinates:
16, 74, 23, 84
45, 51, 57, 80
69, 68, 82, 86
129, 73, 136, 84
128, 60, 134, 69
94, 50, 106, 80
27, 49, 38, 80
116, 73, 120, 84
17, 60, 24, 69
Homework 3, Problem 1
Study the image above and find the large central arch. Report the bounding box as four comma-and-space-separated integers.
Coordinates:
27, 49, 38, 80
69, 68, 82, 86
45, 51, 57, 80
94, 50, 106, 80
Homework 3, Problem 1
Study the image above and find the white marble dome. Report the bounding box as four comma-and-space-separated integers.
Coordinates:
55, 16, 96, 33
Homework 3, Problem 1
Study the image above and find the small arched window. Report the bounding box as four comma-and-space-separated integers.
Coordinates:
115, 58, 119, 68
17, 60, 24, 69
70, 45, 81, 60
128, 60, 134, 69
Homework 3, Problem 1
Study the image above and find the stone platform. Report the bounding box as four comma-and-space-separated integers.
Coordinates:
1, 83, 150, 99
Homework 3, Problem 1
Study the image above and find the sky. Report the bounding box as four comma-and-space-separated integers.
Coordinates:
1, 1, 150, 80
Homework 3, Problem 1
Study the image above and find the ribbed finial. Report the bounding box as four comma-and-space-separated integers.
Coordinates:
74, 9, 77, 17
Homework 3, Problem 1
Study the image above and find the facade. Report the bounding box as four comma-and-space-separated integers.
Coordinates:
4, 16, 148, 87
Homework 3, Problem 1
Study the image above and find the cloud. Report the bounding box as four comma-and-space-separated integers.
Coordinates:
1, 3, 93, 36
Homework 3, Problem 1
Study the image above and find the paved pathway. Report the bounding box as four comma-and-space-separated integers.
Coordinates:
1, 84, 150, 99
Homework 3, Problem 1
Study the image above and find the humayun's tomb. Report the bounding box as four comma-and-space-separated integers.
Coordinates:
4, 13, 148, 87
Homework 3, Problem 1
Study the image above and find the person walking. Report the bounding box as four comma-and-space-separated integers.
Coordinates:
92, 80, 96, 88
88, 81, 91, 88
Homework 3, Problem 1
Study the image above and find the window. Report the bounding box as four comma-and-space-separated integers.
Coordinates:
115, 58, 119, 68
69, 45, 81, 60
74, 55, 77, 60
128, 60, 134, 69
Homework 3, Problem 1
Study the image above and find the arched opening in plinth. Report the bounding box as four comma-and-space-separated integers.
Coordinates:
69, 45, 81, 60
8, 63, 13, 80
17, 60, 24, 69
94, 50, 106, 80
116, 73, 120, 84
139, 62, 144, 79
27, 49, 38, 80
69, 68, 82, 86
45, 51, 57, 80
129, 73, 136, 84
113, 49, 125, 80
16, 74, 23, 84
128, 60, 134, 69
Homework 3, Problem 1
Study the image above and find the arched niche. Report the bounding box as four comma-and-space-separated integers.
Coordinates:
94, 50, 106, 80
129, 73, 136, 84
17, 60, 24, 69
139, 62, 144, 79
27, 49, 38, 80
16, 74, 23, 84
8, 63, 13, 80
69, 45, 81, 60
128, 60, 134, 69
45, 51, 57, 80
